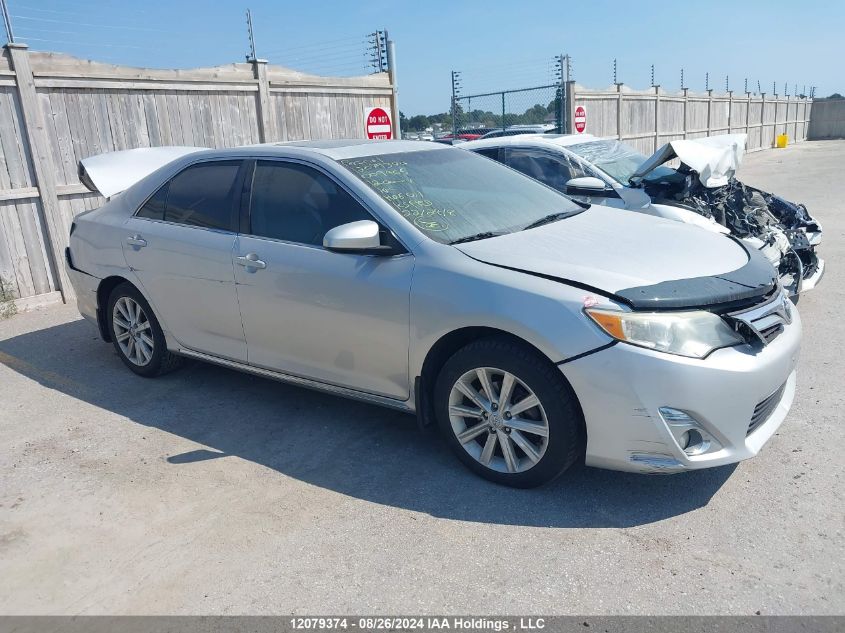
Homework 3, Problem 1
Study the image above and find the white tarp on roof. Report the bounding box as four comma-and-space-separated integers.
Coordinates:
631, 133, 747, 188
79, 146, 208, 197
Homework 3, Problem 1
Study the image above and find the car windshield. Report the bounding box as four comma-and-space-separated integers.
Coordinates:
566, 139, 675, 184
340, 149, 583, 244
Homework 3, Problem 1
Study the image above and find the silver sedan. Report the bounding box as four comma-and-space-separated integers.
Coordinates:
67, 140, 800, 487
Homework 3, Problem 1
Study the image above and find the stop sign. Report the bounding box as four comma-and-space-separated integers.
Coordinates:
365, 106, 392, 140
574, 106, 587, 133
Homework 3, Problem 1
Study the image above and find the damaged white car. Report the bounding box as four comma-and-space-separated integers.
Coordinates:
461, 133, 824, 297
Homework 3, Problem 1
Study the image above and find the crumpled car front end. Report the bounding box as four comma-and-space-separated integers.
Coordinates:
631, 134, 824, 297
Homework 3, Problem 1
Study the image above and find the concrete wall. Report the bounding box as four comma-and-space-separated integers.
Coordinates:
808, 99, 845, 139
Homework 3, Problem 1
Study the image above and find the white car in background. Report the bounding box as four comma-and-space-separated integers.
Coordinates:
461, 133, 824, 297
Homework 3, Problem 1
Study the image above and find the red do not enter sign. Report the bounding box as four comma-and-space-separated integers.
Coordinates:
365, 107, 392, 140
574, 106, 587, 133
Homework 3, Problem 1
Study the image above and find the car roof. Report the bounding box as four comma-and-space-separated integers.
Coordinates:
461, 133, 601, 151
195, 139, 445, 161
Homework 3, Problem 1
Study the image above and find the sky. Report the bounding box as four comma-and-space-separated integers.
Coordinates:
2, 0, 841, 115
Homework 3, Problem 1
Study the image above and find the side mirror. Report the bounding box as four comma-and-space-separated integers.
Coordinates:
324, 220, 393, 254
566, 176, 609, 193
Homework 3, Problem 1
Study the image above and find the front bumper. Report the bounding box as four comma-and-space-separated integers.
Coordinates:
562, 307, 802, 473
801, 257, 825, 293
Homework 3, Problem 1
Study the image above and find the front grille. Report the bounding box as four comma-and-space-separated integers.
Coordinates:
726, 292, 792, 346
748, 382, 787, 436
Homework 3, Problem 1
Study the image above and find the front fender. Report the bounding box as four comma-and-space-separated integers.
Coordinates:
408, 255, 615, 381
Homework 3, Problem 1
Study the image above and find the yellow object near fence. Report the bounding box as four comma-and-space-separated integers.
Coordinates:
776, 134, 789, 148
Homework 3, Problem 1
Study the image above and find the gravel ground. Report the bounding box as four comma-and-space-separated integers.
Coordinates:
0, 140, 842, 615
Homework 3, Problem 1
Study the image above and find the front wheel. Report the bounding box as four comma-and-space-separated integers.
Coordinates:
434, 337, 584, 488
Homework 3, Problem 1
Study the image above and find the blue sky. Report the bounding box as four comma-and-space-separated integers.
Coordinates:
3, 0, 841, 114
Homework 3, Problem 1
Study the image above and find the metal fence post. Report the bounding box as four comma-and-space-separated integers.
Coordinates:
745, 91, 751, 139
565, 80, 576, 134
385, 34, 400, 139
682, 88, 688, 139
616, 83, 623, 140
5, 43, 69, 301
501, 91, 506, 129
450, 71, 458, 137
653, 85, 660, 151
727, 90, 733, 134
706, 89, 713, 136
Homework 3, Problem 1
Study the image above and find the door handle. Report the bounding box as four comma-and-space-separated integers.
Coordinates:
236, 253, 266, 269
125, 235, 147, 247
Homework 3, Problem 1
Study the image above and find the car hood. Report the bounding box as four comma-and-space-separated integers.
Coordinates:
79, 146, 208, 197
631, 134, 747, 188
454, 205, 777, 309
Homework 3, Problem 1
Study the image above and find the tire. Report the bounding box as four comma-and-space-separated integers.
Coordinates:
107, 282, 183, 378
434, 336, 584, 488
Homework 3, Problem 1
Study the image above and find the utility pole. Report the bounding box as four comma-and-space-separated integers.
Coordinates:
0, 0, 14, 43
385, 28, 399, 139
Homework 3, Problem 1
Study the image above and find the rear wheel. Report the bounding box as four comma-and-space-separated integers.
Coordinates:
107, 282, 182, 377
434, 337, 584, 487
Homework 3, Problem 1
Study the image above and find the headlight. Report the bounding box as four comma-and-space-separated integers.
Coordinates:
585, 308, 744, 358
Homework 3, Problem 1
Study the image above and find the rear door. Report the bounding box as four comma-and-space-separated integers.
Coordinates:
233, 159, 414, 399
121, 160, 249, 362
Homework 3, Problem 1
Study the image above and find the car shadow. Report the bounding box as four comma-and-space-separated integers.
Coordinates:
0, 318, 736, 528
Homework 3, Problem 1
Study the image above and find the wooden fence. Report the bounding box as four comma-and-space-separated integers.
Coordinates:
565, 82, 812, 156
0, 44, 395, 305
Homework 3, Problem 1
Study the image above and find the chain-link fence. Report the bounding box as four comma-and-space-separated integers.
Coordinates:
451, 84, 563, 138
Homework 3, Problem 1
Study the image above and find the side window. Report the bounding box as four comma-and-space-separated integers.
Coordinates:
136, 181, 168, 220
164, 161, 242, 231
472, 148, 503, 163
506, 148, 573, 193
249, 161, 373, 246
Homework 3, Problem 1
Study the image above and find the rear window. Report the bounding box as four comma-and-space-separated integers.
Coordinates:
135, 161, 242, 231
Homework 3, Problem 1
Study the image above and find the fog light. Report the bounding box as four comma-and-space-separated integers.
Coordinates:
682, 429, 710, 456
658, 407, 719, 456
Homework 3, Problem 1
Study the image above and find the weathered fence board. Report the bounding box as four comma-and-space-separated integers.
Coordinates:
0, 46, 395, 303
567, 83, 812, 154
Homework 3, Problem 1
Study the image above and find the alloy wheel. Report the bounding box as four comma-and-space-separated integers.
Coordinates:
112, 296, 154, 367
447, 366, 550, 473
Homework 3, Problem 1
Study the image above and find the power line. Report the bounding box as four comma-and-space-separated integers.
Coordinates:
10, 13, 172, 33
261, 35, 367, 56
20, 35, 146, 49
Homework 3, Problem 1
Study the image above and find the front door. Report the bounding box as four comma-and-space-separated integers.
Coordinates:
122, 160, 248, 362
233, 160, 414, 400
